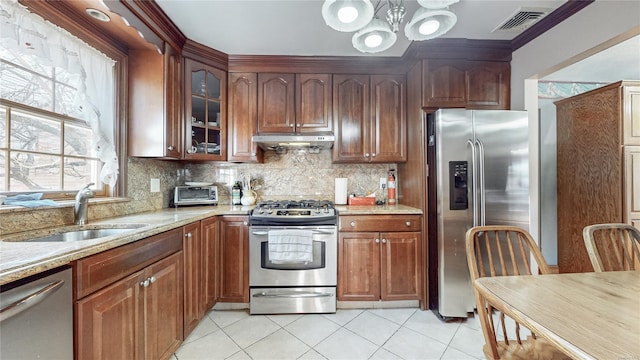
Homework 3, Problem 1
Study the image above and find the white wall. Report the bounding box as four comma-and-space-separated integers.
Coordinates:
511, 0, 640, 110
511, 0, 640, 266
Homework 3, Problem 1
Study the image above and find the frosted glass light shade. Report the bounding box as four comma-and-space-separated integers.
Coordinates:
352, 18, 397, 53
405, 8, 457, 41
322, 0, 375, 32
417, 0, 459, 9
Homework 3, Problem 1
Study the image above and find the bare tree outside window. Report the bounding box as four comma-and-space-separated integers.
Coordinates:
0, 48, 102, 194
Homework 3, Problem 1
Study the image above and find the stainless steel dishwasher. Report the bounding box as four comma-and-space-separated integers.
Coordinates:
1, 266, 73, 359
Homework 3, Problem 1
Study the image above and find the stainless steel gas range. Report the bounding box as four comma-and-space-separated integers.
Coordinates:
249, 200, 337, 314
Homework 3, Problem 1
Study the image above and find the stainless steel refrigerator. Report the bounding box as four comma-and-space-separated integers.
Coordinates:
428, 109, 530, 319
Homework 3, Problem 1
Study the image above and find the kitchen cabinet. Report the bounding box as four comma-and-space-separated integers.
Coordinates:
333, 74, 406, 163
257, 73, 332, 133
228, 72, 262, 162
128, 43, 183, 158
422, 60, 510, 110
184, 58, 227, 160
556, 81, 640, 273
183, 217, 219, 337
338, 215, 422, 301
183, 221, 201, 337
75, 228, 183, 360
218, 216, 249, 302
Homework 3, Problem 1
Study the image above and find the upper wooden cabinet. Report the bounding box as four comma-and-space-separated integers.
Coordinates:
128, 44, 183, 158
228, 72, 262, 163
184, 58, 227, 160
422, 60, 510, 109
257, 73, 333, 133
333, 74, 406, 163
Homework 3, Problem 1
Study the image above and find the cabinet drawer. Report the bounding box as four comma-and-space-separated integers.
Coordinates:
75, 228, 183, 299
339, 215, 421, 232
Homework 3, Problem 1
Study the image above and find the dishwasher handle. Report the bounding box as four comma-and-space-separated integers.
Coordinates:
0, 280, 64, 323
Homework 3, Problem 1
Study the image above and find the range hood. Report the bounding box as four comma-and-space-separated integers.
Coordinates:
252, 132, 335, 152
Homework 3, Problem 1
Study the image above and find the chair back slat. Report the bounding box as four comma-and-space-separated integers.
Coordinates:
583, 223, 640, 272
466, 225, 551, 360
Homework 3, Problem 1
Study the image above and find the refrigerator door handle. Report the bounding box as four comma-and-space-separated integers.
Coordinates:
475, 139, 486, 226
467, 139, 479, 226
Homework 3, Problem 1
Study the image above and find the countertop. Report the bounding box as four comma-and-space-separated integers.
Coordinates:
0, 204, 422, 285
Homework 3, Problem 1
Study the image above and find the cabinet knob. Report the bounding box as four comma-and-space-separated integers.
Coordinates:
167, 145, 175, 151
350, 221, 356, 227
149, 276, 157, 284
290, 124, 294, 127
405, 221, 411, 227
382, 238, 387, 244
251, 153, 256, 156
244, 221, 248, 226
375, 238, 380, 243
296, 124, 301, 127
371, 153, 376, 157
140, 279, 150, 288
365, 153, 370, 157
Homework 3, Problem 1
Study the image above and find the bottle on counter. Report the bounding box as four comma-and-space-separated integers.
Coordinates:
232, 181, 242, 205
387, 169, 396, 205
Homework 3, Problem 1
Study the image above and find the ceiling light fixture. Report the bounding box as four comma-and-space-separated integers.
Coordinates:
85, 8, 111, 23
322, 0, 458, 53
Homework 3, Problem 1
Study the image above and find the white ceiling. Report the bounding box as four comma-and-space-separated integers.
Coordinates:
542, 35, 640, 83
155, 0, 566, 57
154, 1, 639, 84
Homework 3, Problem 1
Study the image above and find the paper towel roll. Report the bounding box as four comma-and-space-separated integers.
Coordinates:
335, 178, 348, 205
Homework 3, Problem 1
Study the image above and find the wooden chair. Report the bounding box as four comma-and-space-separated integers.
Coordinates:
465, 226, 566, 360
582, 223, 640, 272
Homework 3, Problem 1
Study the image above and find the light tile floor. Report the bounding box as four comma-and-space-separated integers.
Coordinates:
172, 308, 487, 360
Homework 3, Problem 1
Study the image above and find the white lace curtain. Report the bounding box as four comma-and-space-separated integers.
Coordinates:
0, 0, 118, 187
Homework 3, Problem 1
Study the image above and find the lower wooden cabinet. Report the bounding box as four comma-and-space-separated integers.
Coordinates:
184, 217, 219, 337
75, 229, 184, 360
218, 215, 249, 302
338, 215, 422, 301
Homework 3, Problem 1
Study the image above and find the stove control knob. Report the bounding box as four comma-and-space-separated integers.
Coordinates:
314, 207, 320, 214
268, 208, 273, 214
258, 208, 264, 214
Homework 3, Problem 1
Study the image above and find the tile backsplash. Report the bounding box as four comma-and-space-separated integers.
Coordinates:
186, 149, 395, 204
1, 150, 394, 235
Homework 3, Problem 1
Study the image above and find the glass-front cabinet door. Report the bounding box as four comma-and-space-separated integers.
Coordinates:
184, 58, 226, 160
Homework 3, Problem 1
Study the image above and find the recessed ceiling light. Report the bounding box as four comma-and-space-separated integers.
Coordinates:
86, 8, 110, 22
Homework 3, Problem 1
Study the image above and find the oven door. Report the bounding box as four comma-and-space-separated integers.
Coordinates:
249, 225, 337, 287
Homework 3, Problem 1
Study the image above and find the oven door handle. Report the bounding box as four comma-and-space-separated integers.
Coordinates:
252, 291, 334, 298
252, 230, 335, 235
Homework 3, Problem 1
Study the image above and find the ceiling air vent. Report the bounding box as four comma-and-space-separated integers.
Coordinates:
492, 7, 551, 33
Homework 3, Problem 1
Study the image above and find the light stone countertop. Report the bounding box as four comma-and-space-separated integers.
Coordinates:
0, 204, 422, 286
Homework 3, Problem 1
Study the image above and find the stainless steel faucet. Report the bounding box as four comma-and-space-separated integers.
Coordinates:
74, 183, 95, 225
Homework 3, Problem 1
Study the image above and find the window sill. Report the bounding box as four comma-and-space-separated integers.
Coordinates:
0, 197, 131, 214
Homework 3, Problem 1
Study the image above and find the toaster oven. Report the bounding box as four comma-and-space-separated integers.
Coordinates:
174, 185, 218, 207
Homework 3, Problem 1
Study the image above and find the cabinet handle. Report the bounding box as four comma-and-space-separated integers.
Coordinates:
251, 153, 256, 156
296, 124, 301, 127
371, 153, 376, 157
382, 238, 387, 244
140, 279, 150, 288
167, 145, 175, 151
244, 221, 248, 226
290, 124, 294, 127
375, 238, 380, 243
149, 276, 157, 284
350, 221, 356, 227
365, 153, 370, 157
405, 221, 411, 227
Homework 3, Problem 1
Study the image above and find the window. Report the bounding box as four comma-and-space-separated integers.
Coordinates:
0, 0, 117, 198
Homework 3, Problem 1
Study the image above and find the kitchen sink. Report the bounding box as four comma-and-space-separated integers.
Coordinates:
3, 224, 149, 242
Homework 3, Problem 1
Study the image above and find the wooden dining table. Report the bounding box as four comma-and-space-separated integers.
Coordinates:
474, 270, 640, 360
